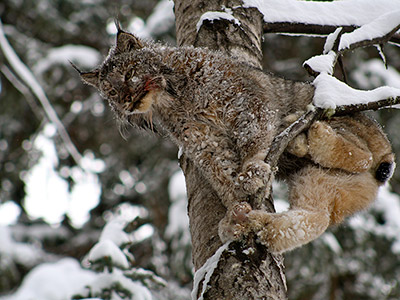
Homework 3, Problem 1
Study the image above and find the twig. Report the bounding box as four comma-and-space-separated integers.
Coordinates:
0, 19, 83, 166
0, 65, 44, 121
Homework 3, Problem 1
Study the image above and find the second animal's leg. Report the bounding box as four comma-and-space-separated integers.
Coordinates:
308, 121, 373, 173
248, 209, 330, 253
246, 166, 335, 253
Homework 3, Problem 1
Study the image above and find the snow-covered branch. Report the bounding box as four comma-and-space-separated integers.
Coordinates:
301, 9, 400, 110
244, 0, 400, 45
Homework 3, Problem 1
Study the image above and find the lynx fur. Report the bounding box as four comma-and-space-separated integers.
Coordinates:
75, 26, 395, 253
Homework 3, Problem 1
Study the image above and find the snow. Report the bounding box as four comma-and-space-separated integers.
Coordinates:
243, 0, 400, 28
107, 0, 175, 39
323, 27, 343, 54
22, 124, 102, 227
0, 226, 45, 268
88, 239, 130, 269
99, 219, 131, 246
304, 50, 336, 75
374, 186, 400, 253
191, 242, 230, 300
87, 217, 133, 269
33, 45, 100, 74
321, 232, 342, 254
69, 166, 102, 227
23, 124, 70, 224
349, 185, 400, 254
0, 258, 96, 300
312, 72, 400, 109
338, 11, 400, 51
352, 59, 400, 90
166, 170, 190, 240
197, 11, 241, 32
82, 269, 153, 300
300, 8, 400, 109
274, 199, 289, 213
144, 0, 175, 37
0, 201, 21, 225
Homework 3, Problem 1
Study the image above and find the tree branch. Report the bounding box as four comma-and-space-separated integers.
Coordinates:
263, 23, 400, 45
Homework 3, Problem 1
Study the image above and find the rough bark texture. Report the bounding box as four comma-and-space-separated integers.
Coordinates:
174, 1, 287, 299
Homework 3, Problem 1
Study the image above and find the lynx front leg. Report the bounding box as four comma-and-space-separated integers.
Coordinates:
218, 200, 330, 253
237, 153, 273, 195
182, 123, 246, 207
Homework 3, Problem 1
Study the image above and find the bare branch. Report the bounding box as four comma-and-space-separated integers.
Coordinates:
333, 96, 400, 116
263, 22, 400, 46
0, 65, 44, 121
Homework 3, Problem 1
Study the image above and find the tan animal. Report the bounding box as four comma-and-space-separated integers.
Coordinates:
75, 26, 394, 253
222, 113, 394, 253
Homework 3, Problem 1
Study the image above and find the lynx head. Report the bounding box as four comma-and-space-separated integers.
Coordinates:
74, 25, 168, 125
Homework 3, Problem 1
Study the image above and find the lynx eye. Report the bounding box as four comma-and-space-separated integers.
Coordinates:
125, 68, 135, 81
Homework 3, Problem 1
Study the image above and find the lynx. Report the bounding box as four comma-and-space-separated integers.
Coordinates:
74, 26, 394, 253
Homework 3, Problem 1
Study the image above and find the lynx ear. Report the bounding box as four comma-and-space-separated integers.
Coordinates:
115, 21, 143, 53
80, 70, 100, 88
70, 61, 100, 88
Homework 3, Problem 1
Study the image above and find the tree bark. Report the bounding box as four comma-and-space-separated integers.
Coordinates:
174, 1, 287, 299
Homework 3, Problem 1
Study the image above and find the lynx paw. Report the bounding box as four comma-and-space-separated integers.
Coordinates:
287, 133, 308, 157
218, 202, 252, 243
237, 160, 272, 195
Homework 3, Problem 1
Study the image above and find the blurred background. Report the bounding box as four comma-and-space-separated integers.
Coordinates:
0, 0, 399, 299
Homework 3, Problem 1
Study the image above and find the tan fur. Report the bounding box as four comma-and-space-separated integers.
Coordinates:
223, 114, 394, 253
76, 27, 395, 254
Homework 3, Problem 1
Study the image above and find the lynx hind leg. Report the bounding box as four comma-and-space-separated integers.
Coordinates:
248, 209, 330, 253
248, 166, 336, 253
308, 121, 373, 173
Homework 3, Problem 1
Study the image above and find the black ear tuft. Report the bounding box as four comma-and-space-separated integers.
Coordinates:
375, 162, 394, 183
114, 19, 122, 33
69, 61, 82, 74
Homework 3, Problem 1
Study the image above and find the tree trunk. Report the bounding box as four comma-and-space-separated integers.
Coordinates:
174, 1, 288, 299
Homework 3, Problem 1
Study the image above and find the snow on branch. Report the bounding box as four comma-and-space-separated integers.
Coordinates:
244, 0, 400, 45
0, 18, 83, 167
196, 8, 241, 32
303, 10, 400, 109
